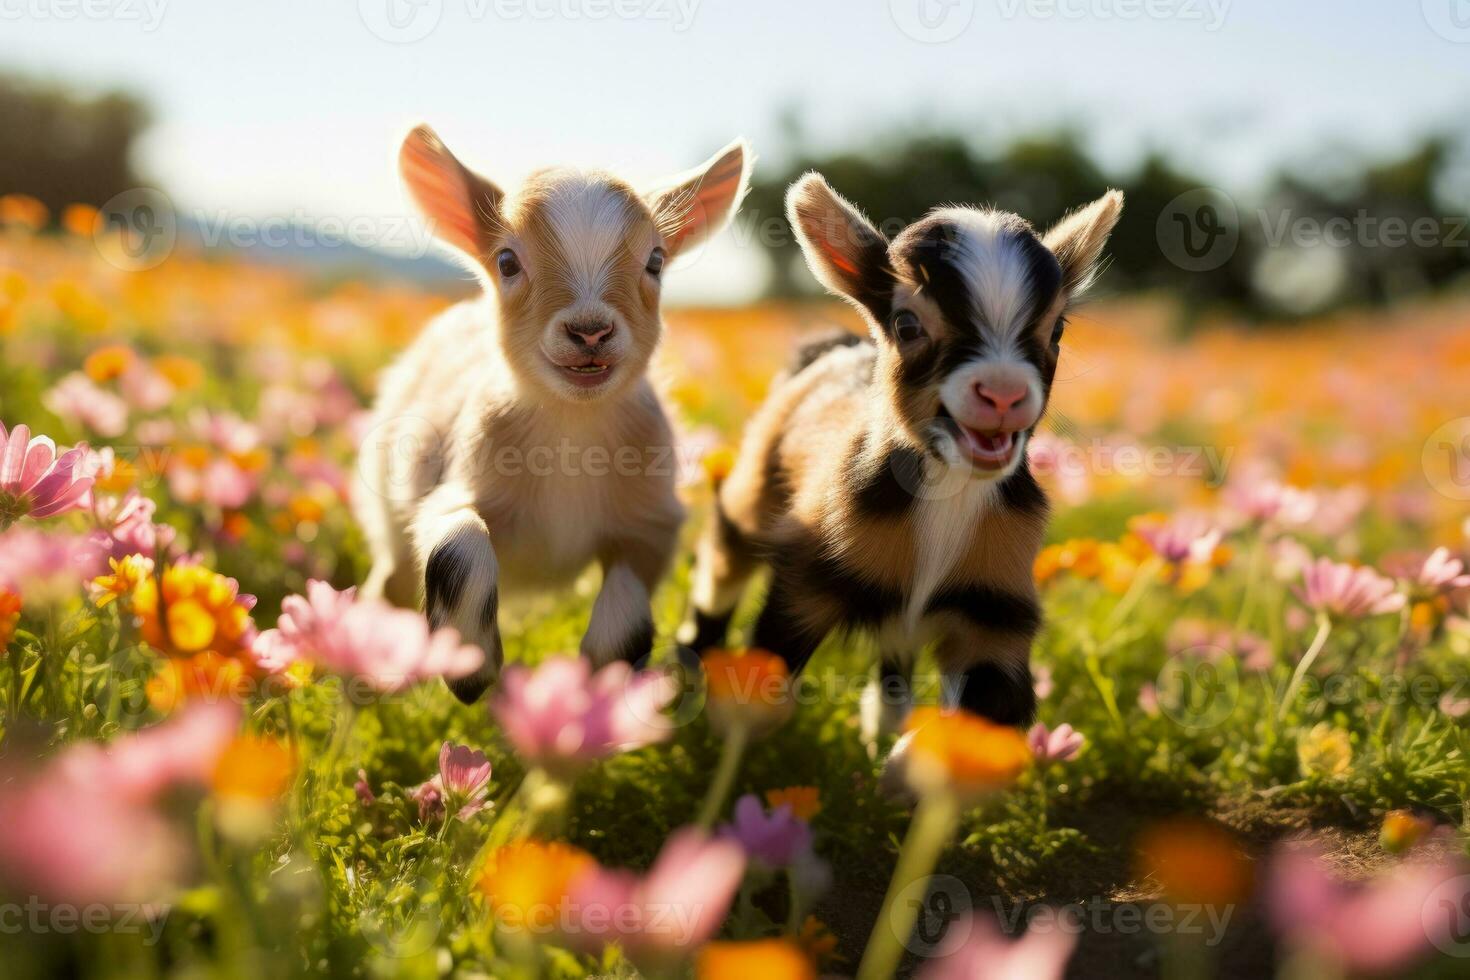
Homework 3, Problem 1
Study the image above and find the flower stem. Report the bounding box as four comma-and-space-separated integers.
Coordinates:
1104, 556, 1162, 633
1277, 613, 1332, 722
856, 792, 960, 980
696, 724, 749, 829
1234, 537, 1264, 633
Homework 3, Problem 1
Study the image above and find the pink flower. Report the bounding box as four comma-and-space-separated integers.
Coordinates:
918, 914, 1077, 980
119, 363, 174, 412
1137, 683, 1160, 717
69, 701, 242, 802
1032, 664, 1054, 701
437, 741, 492, 819
1296, 557, 1405, 619
491, 657, 676, 775
91, 490, 177, 561
567, 827, 746, 970
0, 421, 95, 524
43, 373, 128, 438
257, 580, 482, 692
1268, 844, 1470, 973
1136, 513, 1222, 565
354, 769, 376, 807
1223, 477, 1317, 529
720, 793, 813, 869
1410, 547, 1470, 595
1307, 485, 1368, 538
1027, 722, 1085, 764
409, 779, 444, 823
0, 527, 105, 596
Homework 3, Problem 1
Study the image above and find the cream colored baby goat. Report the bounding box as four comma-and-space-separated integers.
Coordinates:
355, 125, 750, 703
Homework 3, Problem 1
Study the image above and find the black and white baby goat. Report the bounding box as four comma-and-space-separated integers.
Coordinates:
683, 173, 1121, 739
355, 125, 750, 703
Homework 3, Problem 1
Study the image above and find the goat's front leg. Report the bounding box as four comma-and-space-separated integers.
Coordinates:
582, 520, 679, 668
414, 483, 502, 703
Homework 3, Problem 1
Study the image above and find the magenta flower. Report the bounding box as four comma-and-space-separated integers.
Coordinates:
436, 741, 492, 819
1295, 557, 1405, 619
1136, 513, 1221, 565
256, 580, 483, 692
491, 657, 676, 776
42, 373, 128, 438
567, 827, 746, 971
408, 779, 444, 823
1268, 844, 1470, 974
1027, 722, 1085, 764
918, 914, 1077, 980
91, 489, 177, 561
0, 421, 95, 525
354, 769, 376, 807
720, 793, 813, 869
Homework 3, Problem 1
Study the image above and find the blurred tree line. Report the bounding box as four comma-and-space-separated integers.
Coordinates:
744, 120, 1470, 320
0, 73, 149, 216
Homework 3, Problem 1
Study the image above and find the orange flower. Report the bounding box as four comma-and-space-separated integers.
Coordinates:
0, 194, 48, 230
96, 455, 139, 494
152, 355, 204, 390
477, 840, 594, 934
61, 203, 99, 238
1380, 809, 1434, 854
0, 588, 21, 653
697, 939, 815, 980
902, 707, 1031, 800
702, 446, 737, 486
797, 915, 841, 969
211, 735, 296, 802
1135, 818, 1253, 905
84, 345, 137, 382
702, 648, 792, 735
133, 564, 254, 660
146, 651, 248, 713
765, 786, 821, 820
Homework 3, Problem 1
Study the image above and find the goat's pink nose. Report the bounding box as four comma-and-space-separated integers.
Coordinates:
975, 381, 1029, 414
566, 320, 614, 346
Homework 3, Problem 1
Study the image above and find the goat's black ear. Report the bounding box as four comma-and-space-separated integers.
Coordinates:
647, 139, 752, 259
1042, 190, 1124, 299
399, 124, 504, 263
786, 173, 892, 324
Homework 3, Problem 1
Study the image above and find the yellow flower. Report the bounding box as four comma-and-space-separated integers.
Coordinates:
765, 786, 821, 821
702, 446, 736, 486
477, 840, 594, 934
90, 555, 155, 608
1136, 818, 1253, 906
1380, 809, 1434, 854
211, 735, 296, 803
1297, 722, 1352, 779
696, 939, 815, 980
902, 707, 1031, 800
133, 564, 254, 659
702, 648, 793, 736
84, 345, 137, 382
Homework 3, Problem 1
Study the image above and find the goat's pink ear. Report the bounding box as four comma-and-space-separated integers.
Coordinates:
648, 139, 751, 257
1042, 190, 1124, 298
785, 172, 889, 312
399, 125, 503, 260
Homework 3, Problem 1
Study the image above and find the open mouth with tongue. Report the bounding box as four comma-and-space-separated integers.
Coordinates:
938, 407, 1023, 471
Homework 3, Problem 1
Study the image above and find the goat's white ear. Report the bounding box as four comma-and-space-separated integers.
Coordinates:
1042, 189, 1124, 298
785, 172, 890, 313
648, 139, 751, 258
399, 124, 504, 260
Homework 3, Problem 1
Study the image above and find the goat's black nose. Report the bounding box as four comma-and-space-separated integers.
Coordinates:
566, 320, 614, 346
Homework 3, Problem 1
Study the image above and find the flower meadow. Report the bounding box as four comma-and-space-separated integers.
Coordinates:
1, 204, 1469, 979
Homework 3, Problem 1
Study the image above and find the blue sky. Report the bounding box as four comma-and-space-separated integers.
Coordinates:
3, 1, 1467, 299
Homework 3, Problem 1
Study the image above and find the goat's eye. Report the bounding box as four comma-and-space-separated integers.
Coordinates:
496, 249, 522, 279
645, 247, 666, 277
1050, 320, 1066, 348
892, 310, 925, 343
